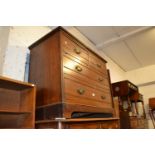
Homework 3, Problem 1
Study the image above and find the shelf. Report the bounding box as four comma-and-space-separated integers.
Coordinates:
0, 76, 35, 90
0, 110, 31, 115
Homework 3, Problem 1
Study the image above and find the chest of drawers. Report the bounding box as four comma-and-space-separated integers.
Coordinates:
29, 27, 114, 121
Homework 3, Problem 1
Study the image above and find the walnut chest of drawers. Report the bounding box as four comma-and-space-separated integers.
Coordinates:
29, 26, 114, 121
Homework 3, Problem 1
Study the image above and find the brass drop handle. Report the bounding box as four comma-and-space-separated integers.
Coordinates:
101, 95, 106, 100
98, 77, 104, 82
74, 48, 81, 54
96, 64, 101, 68
75, 65, 82, 72
77, 88, 85, 95
64, 50, 68, 54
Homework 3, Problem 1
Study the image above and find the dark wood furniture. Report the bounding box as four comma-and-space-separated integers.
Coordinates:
149, 98, 155, 128
0, 76, 36, 128
112, 80, 146, 129
36, 118, 120, 129
29, 26, 118, 128
149, 98, 155, 110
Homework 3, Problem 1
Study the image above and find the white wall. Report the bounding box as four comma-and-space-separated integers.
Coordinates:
0, 27, 10, 74
2, 46, 29, 81
125, 65, 155, 107
125, 65, 155, 128
2, 26, 51, 81
8, 26, 51, 46
125, 64, 155, 85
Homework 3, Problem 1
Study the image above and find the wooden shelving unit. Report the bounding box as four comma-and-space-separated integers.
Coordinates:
0, 76, 36, 128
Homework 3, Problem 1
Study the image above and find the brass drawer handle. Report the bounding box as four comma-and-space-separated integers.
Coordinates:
96, 64, 101, 68
101, 95, 106, 100
75, 65, 82, 72
64, 50, 68, 54
98, 77, 104, 82
74, 48, 81, 54
77, 88, 85, 95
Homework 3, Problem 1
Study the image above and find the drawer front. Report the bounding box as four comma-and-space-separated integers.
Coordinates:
65, 121, 119, 129
64, 78, 112, 106
64, 67, 109, 90
65, 94, 110, 108
63, 56, 108, 86
65, 122, 101, 129
89, 53, 107, 74
61, 34, 89, 63
101, 121, 119, 129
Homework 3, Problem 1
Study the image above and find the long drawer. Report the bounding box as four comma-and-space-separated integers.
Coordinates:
65, 95, 110, 108
63, 56, 108, 87
63, 67, 109, 91
64, 77, 112, 107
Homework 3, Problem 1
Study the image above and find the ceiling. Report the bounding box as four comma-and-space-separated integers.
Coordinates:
76, 26, 155, 71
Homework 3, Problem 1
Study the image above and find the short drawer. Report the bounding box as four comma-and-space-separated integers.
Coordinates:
89, 53, 107, 75
63, 56, 108, 86
64, 77, 112, 105
61, 34, 89, 63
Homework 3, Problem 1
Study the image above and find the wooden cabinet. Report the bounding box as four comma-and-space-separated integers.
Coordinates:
148, 98, 155, 128
112, 80, 146, 129
29, 27, 116, 128
0, 76, 36, 128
